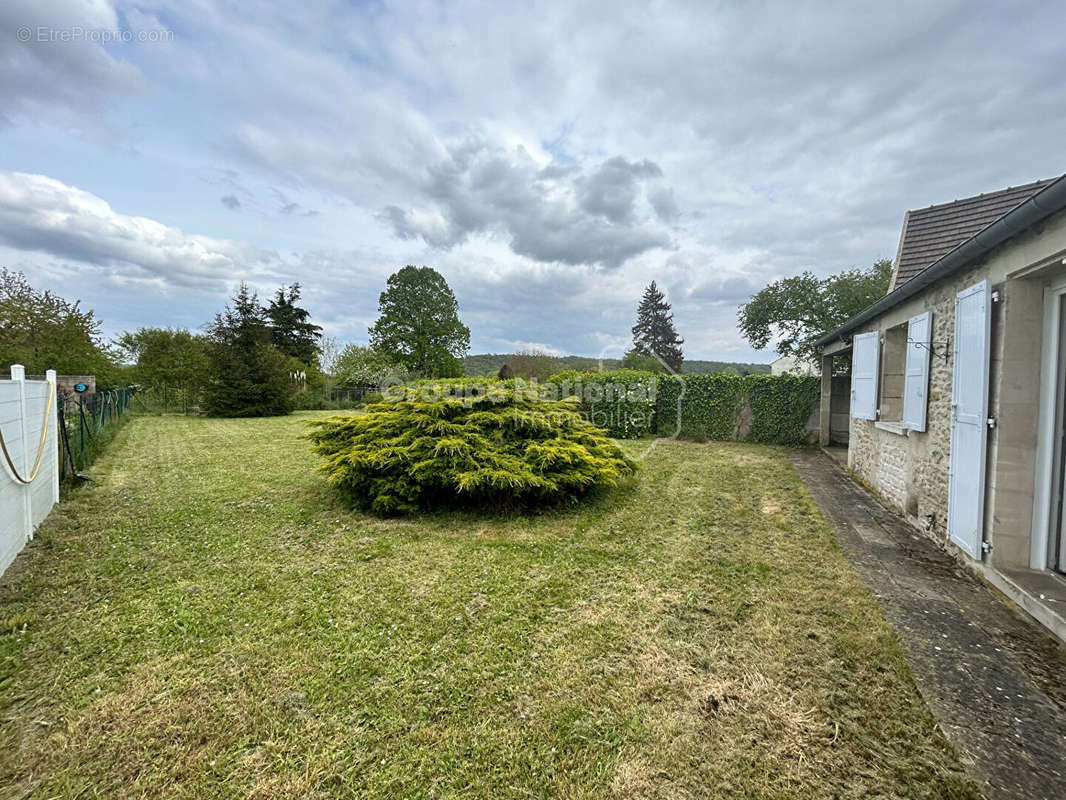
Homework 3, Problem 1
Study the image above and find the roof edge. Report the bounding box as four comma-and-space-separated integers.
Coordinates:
888, 208, 911, 291
816, 173, 1066, 348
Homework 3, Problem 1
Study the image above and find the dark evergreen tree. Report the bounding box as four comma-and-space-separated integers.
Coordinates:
266, 282, 322, 365
630, 281, 684, 372
203, 284, 296, 417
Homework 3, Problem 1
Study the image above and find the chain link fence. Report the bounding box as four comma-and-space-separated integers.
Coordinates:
57, 388, 133, 482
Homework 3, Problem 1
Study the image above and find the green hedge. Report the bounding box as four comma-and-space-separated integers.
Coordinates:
545, 369, 658, 438
656, 373, 743, 441
391, 372, 820, 446
744, 374, 821, 445
656, 373, 819, 446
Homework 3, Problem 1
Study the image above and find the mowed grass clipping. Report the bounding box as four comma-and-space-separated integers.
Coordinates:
0, 413, 979, 799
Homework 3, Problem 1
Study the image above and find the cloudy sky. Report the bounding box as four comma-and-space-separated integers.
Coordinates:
1, 0, 1063, 362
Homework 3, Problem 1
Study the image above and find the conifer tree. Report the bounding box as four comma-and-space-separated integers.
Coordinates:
630, 281, 684, 372
266, 282, 322, 366
203, 284, 296, 417
308, 387, 636, 515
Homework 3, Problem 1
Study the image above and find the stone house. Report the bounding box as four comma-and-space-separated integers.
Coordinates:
816, 175, 1066, 640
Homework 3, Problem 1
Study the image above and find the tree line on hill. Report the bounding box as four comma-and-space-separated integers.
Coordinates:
463, 353, 770, 378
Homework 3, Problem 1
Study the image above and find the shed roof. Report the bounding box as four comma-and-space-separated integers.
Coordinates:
892, 179, 1057, 290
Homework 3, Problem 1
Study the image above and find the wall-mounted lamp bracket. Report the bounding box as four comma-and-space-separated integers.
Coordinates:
910, 338, 951, 362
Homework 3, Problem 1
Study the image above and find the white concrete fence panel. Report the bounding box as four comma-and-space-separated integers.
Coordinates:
1, 365, 60, 576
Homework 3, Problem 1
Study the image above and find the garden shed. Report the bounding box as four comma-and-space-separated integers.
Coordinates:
816, 174, 1066, 640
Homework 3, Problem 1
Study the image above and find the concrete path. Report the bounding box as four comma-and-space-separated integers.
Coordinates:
791, 450, 1066, 800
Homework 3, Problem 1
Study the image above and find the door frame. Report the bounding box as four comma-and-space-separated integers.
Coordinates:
1031, 278, 1066, 570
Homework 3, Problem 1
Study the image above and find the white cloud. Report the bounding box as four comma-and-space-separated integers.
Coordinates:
507, 341, 566, 357
0, 170, 280, 290
0, 0, 146, 127
1, 0, 1064, 361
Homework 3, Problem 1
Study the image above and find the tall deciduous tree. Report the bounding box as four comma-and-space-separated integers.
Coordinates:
631, 281, 684, 372
737, 258, 893, 366
0, 268, 118, 380
369, 266, 470, 377
202, 284, 295, 417
266, 283, 322, 365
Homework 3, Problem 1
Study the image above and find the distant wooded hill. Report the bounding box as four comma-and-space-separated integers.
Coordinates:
462, 354, 771, 376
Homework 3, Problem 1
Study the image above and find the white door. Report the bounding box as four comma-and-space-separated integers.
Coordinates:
947, 280, 992, 558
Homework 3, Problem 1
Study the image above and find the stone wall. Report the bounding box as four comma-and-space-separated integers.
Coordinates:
845, 207, 1066, 567
847, 261, 973, 539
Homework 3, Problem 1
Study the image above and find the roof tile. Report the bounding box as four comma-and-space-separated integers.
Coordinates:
892, 179, 1058, 290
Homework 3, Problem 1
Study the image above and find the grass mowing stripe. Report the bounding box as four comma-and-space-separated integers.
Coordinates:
0, 413, 979, 798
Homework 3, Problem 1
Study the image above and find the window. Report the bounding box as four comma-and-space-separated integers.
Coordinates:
878, 322, 908, 421
852, 314, 932, 428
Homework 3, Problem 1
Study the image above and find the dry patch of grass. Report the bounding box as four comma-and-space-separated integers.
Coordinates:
0, 413, 979, 798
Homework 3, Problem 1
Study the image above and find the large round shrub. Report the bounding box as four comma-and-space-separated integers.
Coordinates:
308, 389, 637, 515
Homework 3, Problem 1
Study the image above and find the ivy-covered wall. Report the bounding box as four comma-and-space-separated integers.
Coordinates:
656, 373, 819, 446
544, 369, 658, 438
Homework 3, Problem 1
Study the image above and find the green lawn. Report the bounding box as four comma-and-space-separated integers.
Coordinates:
0, 413, 978, 799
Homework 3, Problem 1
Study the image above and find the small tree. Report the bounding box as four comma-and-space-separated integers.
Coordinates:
369, 266, 470, 377
737, 259, 893, 366
620, 349, 667, 373
631, 281, 684, 372
504, 349, 565, 381
0, 268, 118, 380
334, 344, 409, 387
308, 388, 637, 515
116, 327, 209, 409
318, 337, 342, 377
266, 283, 322, 365
202, 284, 296, 417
